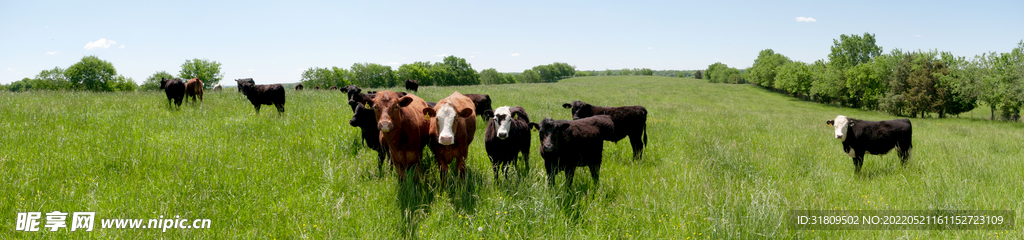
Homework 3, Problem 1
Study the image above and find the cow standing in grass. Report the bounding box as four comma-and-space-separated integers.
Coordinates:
159, 78, 185, 108
424, 91, 477, 181
484, 106, 532, 181
463, 94, 494, 120
240, 83, 286, 115
530, 115, 615, 187
372, 90, 431, 182
405, 79, 419, 92
213, 84, 223, 92
294, 83, 304, 90
563, 100, 648, 159
350, 102, 389, 172
827, 115, 913, 173
185, 78, 204, 104
235, 78, 255, 93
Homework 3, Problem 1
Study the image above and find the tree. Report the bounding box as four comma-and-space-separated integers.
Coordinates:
602, 69, 614, 76
705, 62, 741, 83
694, 70, 702, 79
480, 68, 516, 84
108, 75, 137, 92
397, 62, 434, 86
810, 61, 850, 105
32, 67, 70, 90
432, 55, 479, 86
350, 63, 395, 88
300, 67, 350, 88
179, 58, 223, 89
140, 71, 176, 91
747, 49, 792, 88
828, 33, 883, 70
65, 55, 118, 91
638, 68, 654, 76
774, 61, 813, 97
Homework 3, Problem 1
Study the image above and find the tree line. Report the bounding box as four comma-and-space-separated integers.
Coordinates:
711, 32, 1024, 121
300, 57, 579, 88
0, 56, 224, 92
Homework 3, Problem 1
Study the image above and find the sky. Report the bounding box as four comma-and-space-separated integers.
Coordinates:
2, 0, 1023, 85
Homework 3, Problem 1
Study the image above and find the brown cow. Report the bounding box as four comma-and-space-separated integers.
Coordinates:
185, 78, 204, 103
423, 91, 476, 181
371, 90, 431, 182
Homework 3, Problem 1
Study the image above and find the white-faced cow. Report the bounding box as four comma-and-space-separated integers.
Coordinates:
423, 91, 476, 181
529, 115, 615, 188
484, 106, 532, 181
562, 100, 648, 159
826, 115, 913, 172
213, 84, 223, 92
372, 90, 431, 182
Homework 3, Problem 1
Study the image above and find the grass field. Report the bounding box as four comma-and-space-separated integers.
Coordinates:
1, 76, 1022, 239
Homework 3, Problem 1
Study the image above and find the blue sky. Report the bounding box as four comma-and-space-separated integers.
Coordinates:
2, 0, 1022, 85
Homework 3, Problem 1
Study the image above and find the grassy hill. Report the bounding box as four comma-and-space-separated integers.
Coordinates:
1, 76, 1021, 238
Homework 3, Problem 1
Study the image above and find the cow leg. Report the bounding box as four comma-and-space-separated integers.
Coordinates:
521, 147, 530, 173
438, 157, 450, 182
564, 168, 575, 188
629, 132, 644, 160
589, 164, 601, 186
897, 140, 911, 165
253, 105, 261, 115
491, 158, 500, 183
276, 103, 285, 114
545, 164, 556, 186
376, 149, 386, 173
853, 156, 864, 173
456, 151, 467, 180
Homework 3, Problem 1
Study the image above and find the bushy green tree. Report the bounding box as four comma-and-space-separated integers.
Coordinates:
480, 68, 516, 84
350, 63, 395, 88
397, 62, 434, 86
747, 49, 791, 88
108, 75, 137, 92
430, 56, 478, 86
65, 55, 118, 91
705, 62, 741, 83
32, 67, 70, 90
301, 67, 350, 88
178, 58, 223, 89
774, 61, 812, 97
828, 33, 883, 70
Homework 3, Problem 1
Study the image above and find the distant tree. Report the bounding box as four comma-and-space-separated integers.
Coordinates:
638, 68, 654, 76
29, 67, 69, 90
65, 55, 118, 91
301, 67, 350, 88
774, 61, 812, 97
108, 75, 137, 92
517, 69, 541, 83
828, 33, 883, 70
350, 63, 395, 88
621, 68, 633, 76
694, 70, 702, 79
397, 62, 433, 86
178, 58, 223, 89
140, 71, 176, 91
705, 62, 741, 83
602, 69, 614, 76
480, 68, 515, 84
810, 61, 850, 105
747, 49, 792, 88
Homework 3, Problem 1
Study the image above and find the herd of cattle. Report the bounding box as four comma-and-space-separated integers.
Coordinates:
157, 77, 915, 187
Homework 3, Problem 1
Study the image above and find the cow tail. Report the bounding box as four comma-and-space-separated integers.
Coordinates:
643, 123, 648, 147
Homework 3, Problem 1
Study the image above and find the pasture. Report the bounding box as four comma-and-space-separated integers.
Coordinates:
1, 76, 1021, 239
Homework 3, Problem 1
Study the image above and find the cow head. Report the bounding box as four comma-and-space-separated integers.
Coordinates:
491, 107, 514, 139
535, 118, 570, 153
827, 115, 852, 140
159, 78, 168, 89
349, 102, 376, 129
235, 78, 254, 93
424, 102, 474, 145
372, 91, 415, 133
562, 100, 592, 120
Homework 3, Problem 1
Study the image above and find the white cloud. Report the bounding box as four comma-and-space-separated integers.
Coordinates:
795, 17, 817, 22
46, 51, 59, 55
648, 47, 653, 50
120, 44, 125, 49
5, 67, 13, 71
511, 53, 520, 57
247, 69, 255, 72
84, 38, 117, 50
434, 54, 448, 57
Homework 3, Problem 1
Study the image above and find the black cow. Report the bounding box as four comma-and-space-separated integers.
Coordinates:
484, 106, 532, 181
294, 83, 304, 90
562, 100, 648, 159
235, 78, 255, 93
464, 94, 494, 120
826, 115, 913, 172
341, 85, 361, 100
159, 78, 186, 108
405, 79, 419, 92
240, 83, 286, 115
347, 92, 376, 113
350, 102, 390, 172
529, 115, 615, 187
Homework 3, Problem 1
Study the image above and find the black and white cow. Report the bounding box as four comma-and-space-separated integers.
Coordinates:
484, 106, 532, 181
826, 115, 913, 172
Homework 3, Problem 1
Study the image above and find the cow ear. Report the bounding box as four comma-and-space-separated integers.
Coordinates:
557, 122, 571, 131
396, 92, 408, 98
398, 96, 415, 107
826, 120, 834, 126
422, 108, 436, 118
562, 103, 571, 109
528, 122, 539, 131
458, 108, 474, 118
848, 121, 854, 127
483, 110, 494, 118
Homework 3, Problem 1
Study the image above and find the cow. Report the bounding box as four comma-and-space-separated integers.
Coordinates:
826, 115, 913, 173
405, 79, 419, 92
423, 91, 477, 181
529, 115, 615, 187
185, 78, 204, 103
350, 102, 390, 172
562, 100, 648, 160
347, 92, 376, 113
329, 86, 338, 90
213, 84, 223, 92
235, 78, 255, 93
315, 85, 321, 90
484, 106, 531, 181
463, 94, 494, 120
341, 85, 362, 100
294, 83, 304, 90
371, 90, 431, 182
159, 78, 185, 108
239, 83, 286, 115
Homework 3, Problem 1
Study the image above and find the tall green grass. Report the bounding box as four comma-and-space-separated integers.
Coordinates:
1, 76, 1021, 239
